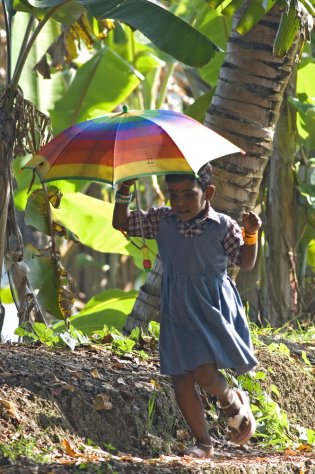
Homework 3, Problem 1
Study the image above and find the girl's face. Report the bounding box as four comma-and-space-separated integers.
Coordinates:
167, 179, 215, 222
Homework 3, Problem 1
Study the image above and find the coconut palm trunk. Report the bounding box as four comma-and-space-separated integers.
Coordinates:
124, 5, 301, 331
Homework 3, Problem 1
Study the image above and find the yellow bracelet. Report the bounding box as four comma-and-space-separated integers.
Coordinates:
241, 228, 258, 246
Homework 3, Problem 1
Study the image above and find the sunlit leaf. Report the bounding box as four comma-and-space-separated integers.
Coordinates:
184, 91, 214, 123
0, 287, 14, 304
27, 0, 219, 67
49, 47, 141, 133
51, 193, 157, 269
24, 245, 62, 317
273, 5, 300, 57
235, 0, 277, 35
53, 288, 138, 333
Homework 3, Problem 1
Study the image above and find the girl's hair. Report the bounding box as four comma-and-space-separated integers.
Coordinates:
165, 163, 213, 191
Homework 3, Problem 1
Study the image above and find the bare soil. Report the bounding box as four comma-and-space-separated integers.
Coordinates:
0, 338, 314, 473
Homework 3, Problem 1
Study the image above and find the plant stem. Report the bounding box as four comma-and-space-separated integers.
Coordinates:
9, 0, 72, 105
1, 0, 11, 83
13, 15, 36, 85
156, 62, 176, 109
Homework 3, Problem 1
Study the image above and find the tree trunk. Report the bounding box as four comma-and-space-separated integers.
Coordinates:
206, 6, 300, 219
124, 5, 302, 331
262, 78, 299, 326
205, 6, 301, 325
0, 92, 16, 286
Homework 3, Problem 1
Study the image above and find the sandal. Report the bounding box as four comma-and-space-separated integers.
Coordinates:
226, 389, 256, 445
184, 443, 214, 458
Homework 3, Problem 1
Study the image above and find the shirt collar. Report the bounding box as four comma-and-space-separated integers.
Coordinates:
169, 202, 220, 224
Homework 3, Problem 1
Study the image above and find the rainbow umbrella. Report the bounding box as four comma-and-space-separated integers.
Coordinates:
24, 108, 243, 271
24, 108, 243, 185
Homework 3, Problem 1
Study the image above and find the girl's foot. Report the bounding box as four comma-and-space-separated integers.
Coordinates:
184, 443, 214, 458
218, 389, 256, 444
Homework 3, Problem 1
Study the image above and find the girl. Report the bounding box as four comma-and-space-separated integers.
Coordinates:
112, 163, 261, 458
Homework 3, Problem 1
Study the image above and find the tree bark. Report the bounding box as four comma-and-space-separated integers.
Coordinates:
205, 6, 300, 220
262, 78, 299, 326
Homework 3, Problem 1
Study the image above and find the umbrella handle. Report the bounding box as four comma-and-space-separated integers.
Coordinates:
133, 180, 145, 247
133, 181, 152, 272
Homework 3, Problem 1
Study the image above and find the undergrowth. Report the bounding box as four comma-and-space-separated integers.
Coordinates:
13, 320, 315, 453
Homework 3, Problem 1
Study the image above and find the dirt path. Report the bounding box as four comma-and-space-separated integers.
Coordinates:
0, 342, 314, 473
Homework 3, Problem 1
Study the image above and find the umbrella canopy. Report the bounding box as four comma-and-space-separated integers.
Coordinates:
24, 108, 243, 185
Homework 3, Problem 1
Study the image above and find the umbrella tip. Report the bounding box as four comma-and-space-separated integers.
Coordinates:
122, 105, 128, 113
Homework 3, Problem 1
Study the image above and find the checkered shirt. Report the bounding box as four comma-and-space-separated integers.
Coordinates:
127, 202, 243, 266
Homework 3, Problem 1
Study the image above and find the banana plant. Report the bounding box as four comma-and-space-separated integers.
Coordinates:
0, 0, 220, 332
206, 0, 314, 56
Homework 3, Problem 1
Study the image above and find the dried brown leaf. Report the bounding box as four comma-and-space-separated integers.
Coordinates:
94, 393, 113, 411
90, 367, 102, 379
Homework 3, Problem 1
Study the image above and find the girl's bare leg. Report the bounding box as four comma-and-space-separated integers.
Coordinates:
193, 363, 235, 411
171, 372, 212, 447
193, 363, 250, 436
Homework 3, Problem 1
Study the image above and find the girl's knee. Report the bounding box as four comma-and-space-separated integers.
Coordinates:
193, 364, 220, 393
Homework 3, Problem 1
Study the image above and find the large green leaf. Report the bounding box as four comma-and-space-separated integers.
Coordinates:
14, 0, 85, 23
53, 288, 137, 333
11, 11, 67, 111
235, 0, 277, 35
105, 25, 165, 109
306, 239, 315, 272
0, 287, 14, 304
49, 47, 141, 133
24, 244, 63, 317
193, 3, 231, 87
184, 90, 214, 123
27, 0, 219, 67
14, 156, 85, 211
51, 193, 157, 269
292, 62, 315, 151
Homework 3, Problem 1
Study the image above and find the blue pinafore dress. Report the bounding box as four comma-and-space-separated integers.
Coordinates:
157, 213, 257, 376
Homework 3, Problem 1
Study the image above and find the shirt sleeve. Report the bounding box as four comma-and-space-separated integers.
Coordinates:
223, 218, 244, 266
127, 207, 168, 239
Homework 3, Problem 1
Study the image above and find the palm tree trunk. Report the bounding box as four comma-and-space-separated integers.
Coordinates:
205, 6, 300, 219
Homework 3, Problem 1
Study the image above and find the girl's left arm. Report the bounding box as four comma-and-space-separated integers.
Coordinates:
239, 211, 262, 271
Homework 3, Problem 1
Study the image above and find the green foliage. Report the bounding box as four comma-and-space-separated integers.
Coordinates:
14, 322, 90, 349
147, 321, 160, 340
51, 192, 157, 270
0, 286, 14, 304
237, 370, 315, 450
17, 0, 219, 68
0, 436, 52, 463
49, 48, 141, 134
15, 322, 59, 345
53, 288, 138, 334
91, 325, 149, 359
273, 3, 301, 57
24, 245, 63, 318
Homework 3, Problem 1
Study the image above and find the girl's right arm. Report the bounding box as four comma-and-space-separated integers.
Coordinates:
112, 180, 136, 231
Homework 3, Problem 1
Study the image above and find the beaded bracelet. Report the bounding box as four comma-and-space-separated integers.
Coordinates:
115, 191, 133, 205
241, 228, 258, 246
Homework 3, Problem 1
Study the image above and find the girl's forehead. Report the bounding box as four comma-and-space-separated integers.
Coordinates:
167, 179, 201, 192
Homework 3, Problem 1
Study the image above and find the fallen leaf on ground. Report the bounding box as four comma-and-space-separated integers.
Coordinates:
94, 393, 113, 410
0, 399, 19, 419
61, 438, 81, 458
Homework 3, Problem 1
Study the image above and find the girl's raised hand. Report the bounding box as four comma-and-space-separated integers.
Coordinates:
242, 211, 262, 234
119, 178, 137, 188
